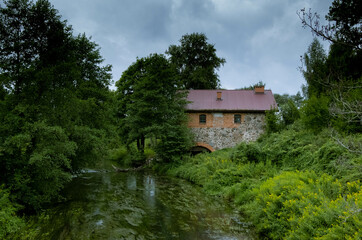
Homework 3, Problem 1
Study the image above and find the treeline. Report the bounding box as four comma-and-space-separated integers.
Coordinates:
268, 0, 361, 134
0, 0, 117, 236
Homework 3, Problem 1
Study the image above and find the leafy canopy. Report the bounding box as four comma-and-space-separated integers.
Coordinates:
116, 54, 192, 163
166, 33, 226, 89
0, 0, 113, 211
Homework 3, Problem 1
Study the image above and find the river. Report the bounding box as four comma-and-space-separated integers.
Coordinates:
31, 170, 254, 240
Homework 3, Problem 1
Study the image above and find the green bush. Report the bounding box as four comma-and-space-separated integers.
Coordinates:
301, 95, 330, 133
169, 149, 278, 197
225, 161, 278, 205
0, 187, 24, 239
108, 146, 128, 163
280, 100, 300, 126
144, 148, 156, 159
265, 108, 281, 134
244, 171, 361, 239
231, 142, 265, 164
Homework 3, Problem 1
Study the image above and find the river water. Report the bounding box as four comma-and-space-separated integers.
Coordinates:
32, 170, 254, 240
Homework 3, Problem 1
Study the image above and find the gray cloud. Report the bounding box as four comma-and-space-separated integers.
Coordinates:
49, 0, 333, 94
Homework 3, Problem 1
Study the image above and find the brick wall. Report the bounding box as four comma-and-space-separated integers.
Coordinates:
188, 112, 245, 128
187, 112, 265, 150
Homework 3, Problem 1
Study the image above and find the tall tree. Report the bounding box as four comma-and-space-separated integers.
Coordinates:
166, 33, 226, 89
302, 38, 327, 97
327, 0, 362, 50
299, 0, 361, 132
116, 54, 191, 163
0, 0, 113, 211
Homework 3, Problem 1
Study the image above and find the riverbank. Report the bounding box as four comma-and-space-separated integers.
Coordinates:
166, 124, 362, 239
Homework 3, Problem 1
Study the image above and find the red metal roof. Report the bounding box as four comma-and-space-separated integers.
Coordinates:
185, 89, 277, 112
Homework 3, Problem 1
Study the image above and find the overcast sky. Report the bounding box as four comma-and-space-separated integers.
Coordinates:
49, 0, 333, 95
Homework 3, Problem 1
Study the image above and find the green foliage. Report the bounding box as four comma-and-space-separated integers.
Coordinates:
0, 0, 114, 211
301, 95, 330, 132
155, 124, 192, 162
108, 145, 128, 163
274, 92, 304, 108
265, 108, 281, 134
272, 93, 302, 130
327, 0, 362, 50
300, 2, 362, 133
281, 100, 300, 126
1, 121, 75, 210
258, 127, 361, 181
166, 32, 226, 89
168, 149, 277, 196
169, 121, 361, 239
116, 53, 192, 164
302, 38, 328, 97
68, 126, 107, 172
245, 171, 361, 239
230, 141, 265, 164
0, 187, 24, 239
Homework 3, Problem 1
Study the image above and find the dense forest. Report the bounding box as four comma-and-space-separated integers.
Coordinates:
1, 0, 361, 239
0, 0, 116, 236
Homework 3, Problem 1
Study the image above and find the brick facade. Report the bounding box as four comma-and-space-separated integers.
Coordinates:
188, 112, 265, 150
188, 112, 246, 128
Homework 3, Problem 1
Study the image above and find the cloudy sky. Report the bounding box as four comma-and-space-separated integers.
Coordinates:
49, 0, 333, 95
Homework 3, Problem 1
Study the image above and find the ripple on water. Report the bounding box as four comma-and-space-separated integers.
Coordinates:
32, 171, 255, 240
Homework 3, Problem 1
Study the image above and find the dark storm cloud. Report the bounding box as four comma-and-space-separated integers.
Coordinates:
49, 0, 333, 94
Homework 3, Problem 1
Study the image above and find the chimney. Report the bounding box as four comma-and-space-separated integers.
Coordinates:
254, 85, 265, 94
217, 91, 222, 100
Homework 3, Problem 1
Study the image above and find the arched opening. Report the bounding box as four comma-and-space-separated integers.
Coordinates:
190, 142, 215, 155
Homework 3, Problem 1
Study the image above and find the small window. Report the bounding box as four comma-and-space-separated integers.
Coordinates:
234, 114, 241, 124
199, 114, 206, 124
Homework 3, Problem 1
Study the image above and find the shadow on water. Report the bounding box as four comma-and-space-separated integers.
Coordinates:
33, 170, 255, 240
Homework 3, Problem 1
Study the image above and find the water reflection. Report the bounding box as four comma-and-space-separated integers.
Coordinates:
127, 174, 137, 190
143, 174, 156, 211
33, 171, 254, 240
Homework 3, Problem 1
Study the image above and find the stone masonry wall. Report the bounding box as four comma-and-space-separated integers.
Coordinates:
188, 112, 265, 150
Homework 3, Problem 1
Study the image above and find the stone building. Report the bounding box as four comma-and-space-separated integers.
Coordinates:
186, 86, 277, 152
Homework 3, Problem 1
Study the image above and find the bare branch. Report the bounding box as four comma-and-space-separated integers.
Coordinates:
329, 129, 362, 154
329, 87, 362, 125
297, 8, 361, 50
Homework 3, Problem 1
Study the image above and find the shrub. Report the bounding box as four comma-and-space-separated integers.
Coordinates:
244, 171, 361, 239
108, 146, 128, 163
231, 142, 265, 164
280, 100, 300, 126
0, 187, 24, 239
265, 108, 281, 134
301, 95, 330, 133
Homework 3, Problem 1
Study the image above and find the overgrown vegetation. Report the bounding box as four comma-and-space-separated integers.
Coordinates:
168, 1, 361, 239
168, 124, 362, 239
